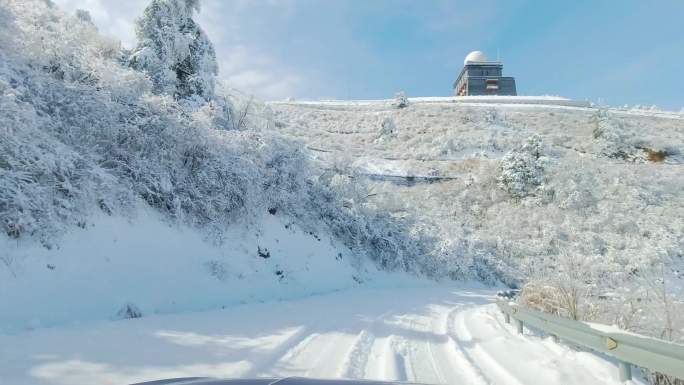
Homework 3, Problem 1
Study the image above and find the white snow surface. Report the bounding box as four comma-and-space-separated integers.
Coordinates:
270, 95, 592, 108
0, 208, 376, 333
0, 285, 645, 385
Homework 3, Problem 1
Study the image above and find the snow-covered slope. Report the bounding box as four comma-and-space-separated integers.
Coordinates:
0, 207, 377, 333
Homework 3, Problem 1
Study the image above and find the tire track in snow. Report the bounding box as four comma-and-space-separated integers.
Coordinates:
306, 332, 358, 378
244, 326, 311, 377
272, 330, 356, 378
362, 330, 412, 382
362, 330, 396, 381
444, 307, 492, 385
403, 318, 445, 385
389, 335, 411, 382
454, 308, 526, 385
277, 333, 321, 365
338, 329, 375, 379
339, 308, 402, 381
424, 337, 446, 384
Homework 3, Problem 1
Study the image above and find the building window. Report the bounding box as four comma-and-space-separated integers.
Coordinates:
486, 79, 499, 91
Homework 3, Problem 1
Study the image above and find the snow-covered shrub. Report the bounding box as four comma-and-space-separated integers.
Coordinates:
129, 0, 218, 102
74, 9, 93, 23
591, 110, 670, 164
0, 115, 117, 245
375, 116, 397, 143
520, 251, 610, 320
593, 110, 634, 160
393, 91, 409, 109
483, 109, 500, 124
307, 171, 427, 273
498, 135, 547, 199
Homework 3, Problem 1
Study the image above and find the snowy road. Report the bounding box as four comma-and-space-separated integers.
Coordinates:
1, 285, 636, 385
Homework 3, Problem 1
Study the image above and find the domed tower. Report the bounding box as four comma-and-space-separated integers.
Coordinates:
453, 51, 517, 96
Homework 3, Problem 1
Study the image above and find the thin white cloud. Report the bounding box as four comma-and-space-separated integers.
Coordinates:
199, 0, 304, 99
220, 46, 302, 100
52, 0, 146, 47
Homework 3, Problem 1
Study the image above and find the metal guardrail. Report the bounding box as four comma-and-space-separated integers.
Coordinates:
496, 299, 684, 382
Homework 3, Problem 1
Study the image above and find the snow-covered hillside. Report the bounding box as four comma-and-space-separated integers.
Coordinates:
268, 97, 684, 338
0, 208, 381, 332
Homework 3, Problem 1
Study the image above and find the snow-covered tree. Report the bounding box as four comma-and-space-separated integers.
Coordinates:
393, 91, 409, 109
375, 117, 397, 143
129, 0, 218, 102
498, 135, 546, 199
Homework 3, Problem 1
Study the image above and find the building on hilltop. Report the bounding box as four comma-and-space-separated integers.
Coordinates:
453, 51, 517, 96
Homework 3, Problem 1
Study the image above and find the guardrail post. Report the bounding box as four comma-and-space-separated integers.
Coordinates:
505, 313, 511, 324
515, 319, 523, 334
618, 361, 632, 382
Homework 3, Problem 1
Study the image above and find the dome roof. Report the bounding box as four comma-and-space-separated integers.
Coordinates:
464, 50, 488, 65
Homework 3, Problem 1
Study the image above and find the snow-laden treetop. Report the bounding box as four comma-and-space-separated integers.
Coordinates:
129, 0, 217, 102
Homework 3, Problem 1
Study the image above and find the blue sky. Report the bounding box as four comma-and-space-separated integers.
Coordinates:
54, 0, 683, 109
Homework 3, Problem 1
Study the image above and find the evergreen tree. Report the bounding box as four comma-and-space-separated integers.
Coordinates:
129, 0, 217, 101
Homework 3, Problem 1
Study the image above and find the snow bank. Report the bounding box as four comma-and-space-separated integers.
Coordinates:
0, 207, 374, 332
271, 95, 592, 108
